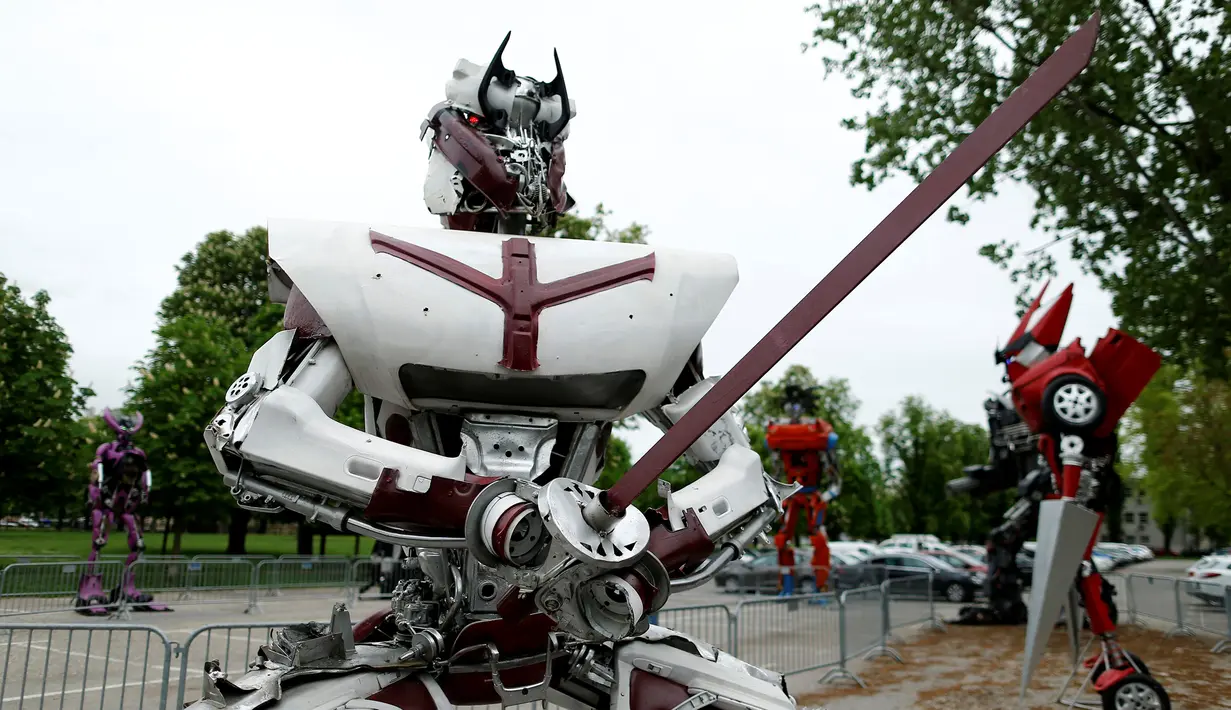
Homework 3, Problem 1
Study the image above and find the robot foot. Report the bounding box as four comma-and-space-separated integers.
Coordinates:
75, 574, 111, 615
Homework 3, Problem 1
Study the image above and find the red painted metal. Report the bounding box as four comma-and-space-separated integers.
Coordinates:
363, 467, 498, 531
629, 669, 692, 710
370, 230, 655, 371
603, 13, 1102, 515
283, 286, 332, 339
366, 674, 438, 708
431, 109, 519, 212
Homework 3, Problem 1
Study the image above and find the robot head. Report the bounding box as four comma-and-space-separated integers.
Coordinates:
994, 280, 1073, 379
780, 384, 819, 423
421, 32, 577, 233
102, 407, 143, 439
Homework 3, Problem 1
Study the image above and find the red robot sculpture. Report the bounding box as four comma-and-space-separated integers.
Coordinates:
766, 385, 840, 595
993, 282, 1167, 707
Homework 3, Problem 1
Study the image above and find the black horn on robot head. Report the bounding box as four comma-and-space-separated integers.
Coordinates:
477, 31, 572, 141
541, 49, 570, 141
478, 31, 516, 129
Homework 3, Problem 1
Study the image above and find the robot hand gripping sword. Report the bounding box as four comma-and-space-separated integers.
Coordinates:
192, 17, 1104, 710
766, 385, 841, 595
76, 408, 170, 615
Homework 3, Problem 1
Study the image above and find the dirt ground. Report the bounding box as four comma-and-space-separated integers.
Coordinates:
796, 624, 1231, 709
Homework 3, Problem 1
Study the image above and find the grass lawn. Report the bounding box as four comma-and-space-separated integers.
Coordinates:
0, 529, 376, 559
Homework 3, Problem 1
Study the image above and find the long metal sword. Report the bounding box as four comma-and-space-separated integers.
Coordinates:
604, 13, 1101, 515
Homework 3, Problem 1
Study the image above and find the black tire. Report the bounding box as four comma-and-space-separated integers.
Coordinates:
798, 577, 818, 595
1042, 374, 1106, 434
1099, 672, 1169, 710
720, 577, 740, 594
1091, 651, 1149, 685
944, 582, 967, 603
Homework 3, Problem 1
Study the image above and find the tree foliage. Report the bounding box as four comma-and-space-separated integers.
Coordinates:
741, 365, 891, 541
545, 203, 650, 245
123, 227, 366, 552
877, 395, 1002, 543
0, 274, 93, 516
1123, 364, 1231, 545
805, 0, 1231, 376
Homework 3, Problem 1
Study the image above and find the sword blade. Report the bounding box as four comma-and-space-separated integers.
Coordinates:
605, 13, 1101, 514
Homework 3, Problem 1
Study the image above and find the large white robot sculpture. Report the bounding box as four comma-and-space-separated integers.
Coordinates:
196, 22, 1101, 709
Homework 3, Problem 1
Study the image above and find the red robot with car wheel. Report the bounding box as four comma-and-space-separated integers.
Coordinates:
766, 385, 840, 595
992, 281, 1169, 708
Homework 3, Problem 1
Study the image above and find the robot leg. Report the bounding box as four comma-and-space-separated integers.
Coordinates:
955, 501, 1032, 625
775, 500, 801, 596
1073, 561, 1168, 705
116, 513, 170, 611
76, 509, 111, 615
807, 500, 830, 593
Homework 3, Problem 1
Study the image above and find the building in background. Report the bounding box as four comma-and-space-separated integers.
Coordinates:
1099, 479, 1212, 554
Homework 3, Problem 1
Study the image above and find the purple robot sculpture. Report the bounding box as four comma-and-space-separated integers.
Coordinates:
76, 407, 171, 615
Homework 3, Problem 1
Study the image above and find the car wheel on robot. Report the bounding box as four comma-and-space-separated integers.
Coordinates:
1088, 652, 1169, 710
1099, 672, 1170, 710
1042, 374, 1107, 434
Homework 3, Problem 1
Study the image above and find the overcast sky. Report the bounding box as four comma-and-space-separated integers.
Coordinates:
0, 1, 1115, 459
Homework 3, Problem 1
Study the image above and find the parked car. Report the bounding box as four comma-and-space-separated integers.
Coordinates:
951, 545, 988, 562
1093, 543, 1137, 568
1096, 542, 1150, 565
1184, 555, 1231, 606
831, 551, 982, 603
714, 550, 860, 594
1090, 550, 1116, 574
921, 549, 988, 575
831, 541, 878, 561
878, 535, 957, 555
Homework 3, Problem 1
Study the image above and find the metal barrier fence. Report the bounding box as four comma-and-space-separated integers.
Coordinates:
128, 559, 256, 610
1124, 572, 1231, 653
0, 583, 948, 708
0, 623, 173, 709
0, 561, 128, 617
251, 558, 354, 608
172, 622, 290, 707
0, 557, 373, 618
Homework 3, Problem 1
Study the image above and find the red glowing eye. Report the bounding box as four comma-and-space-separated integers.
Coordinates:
468, 115, 480, 125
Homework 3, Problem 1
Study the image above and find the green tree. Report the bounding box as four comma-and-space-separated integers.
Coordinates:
741, 365, 889, 541
0, 274, 93, 517
125, 316, 248, 552
878, 396, 999, 542
805, 0, 1231, 376
1123, 364, 1231, 546
545, 203, 650, 245
127, 227, 365, 554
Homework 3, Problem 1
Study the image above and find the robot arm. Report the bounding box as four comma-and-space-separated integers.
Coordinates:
649, 376, 795, 542
204, 330, 467, 534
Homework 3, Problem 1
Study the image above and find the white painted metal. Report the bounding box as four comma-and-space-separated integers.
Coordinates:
268, 219, 739, 420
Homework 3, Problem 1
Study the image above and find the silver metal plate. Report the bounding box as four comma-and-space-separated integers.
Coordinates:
538, 478, 650, 569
